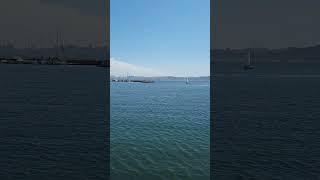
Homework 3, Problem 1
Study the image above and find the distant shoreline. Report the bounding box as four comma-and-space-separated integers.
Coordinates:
0, 57, 109, 67
212, 45, 320, 62
213, 59, 320, 63
110, 76, 210, 81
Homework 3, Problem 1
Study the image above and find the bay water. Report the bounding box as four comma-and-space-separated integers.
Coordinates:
111, 80, 210, 180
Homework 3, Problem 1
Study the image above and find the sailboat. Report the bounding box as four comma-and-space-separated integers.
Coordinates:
53, 30, 66, 65
185, 77, 190, 84
243, 49, 254, 70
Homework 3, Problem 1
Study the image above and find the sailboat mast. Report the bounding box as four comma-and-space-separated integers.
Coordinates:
55, 30, 59, 58
60, 32, 64, 60
248, 50, 251, 65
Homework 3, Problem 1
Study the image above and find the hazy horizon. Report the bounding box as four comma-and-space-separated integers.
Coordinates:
0, 0, 105, 48
213, 0, 320, 49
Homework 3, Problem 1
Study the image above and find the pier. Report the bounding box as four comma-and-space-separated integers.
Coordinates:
111, 79, 154, 83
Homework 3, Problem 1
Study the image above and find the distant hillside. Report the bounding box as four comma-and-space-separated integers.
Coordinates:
212, 45, 320, 62
111, 75, 210, 81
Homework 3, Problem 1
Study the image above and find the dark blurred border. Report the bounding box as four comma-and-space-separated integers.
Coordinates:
210, 0, 214, 179
104, 0, 110, 179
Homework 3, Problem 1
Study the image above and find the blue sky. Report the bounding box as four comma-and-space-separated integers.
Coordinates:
111, 0, 210, 77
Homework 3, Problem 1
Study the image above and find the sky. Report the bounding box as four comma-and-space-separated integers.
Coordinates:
111, 0, 210, 77
2, 0, 319, 75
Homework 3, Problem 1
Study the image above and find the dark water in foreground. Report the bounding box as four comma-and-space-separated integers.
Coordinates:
3, 62, 318, 179
111, 81, 210, 180
213, 62, 320, 179
0, 65, 108, 179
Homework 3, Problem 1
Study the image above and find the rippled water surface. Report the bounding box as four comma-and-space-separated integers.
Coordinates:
213, 62, 320, 179
0, 65, 108, 179
111, 81, 210, 180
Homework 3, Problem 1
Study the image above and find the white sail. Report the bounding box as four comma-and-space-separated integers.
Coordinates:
185, 77, 190, 84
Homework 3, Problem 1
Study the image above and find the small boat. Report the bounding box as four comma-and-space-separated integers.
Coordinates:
0, 59, 8, 64
243, 50, 254, 70
97, 61, 109, 67
97, 64, 109, 67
